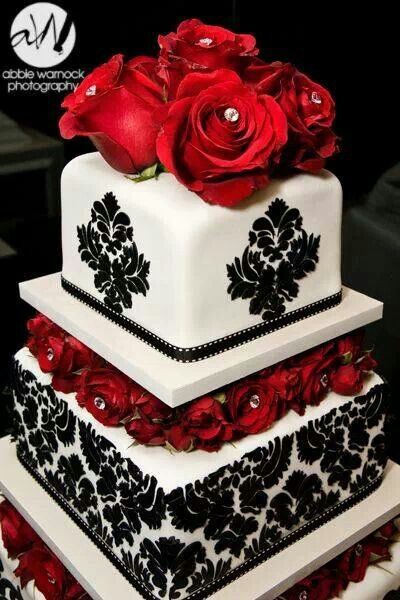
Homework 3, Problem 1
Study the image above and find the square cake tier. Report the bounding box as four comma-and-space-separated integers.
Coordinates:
13, 347, 387, 600
61, 153, 342, 361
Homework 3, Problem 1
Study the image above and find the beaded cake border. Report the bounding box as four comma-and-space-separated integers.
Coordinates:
61, 276, 342, 363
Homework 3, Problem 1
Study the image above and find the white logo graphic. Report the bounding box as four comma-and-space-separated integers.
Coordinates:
10, 3, 76, 68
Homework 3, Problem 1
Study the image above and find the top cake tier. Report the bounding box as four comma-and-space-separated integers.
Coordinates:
61, 152, 342, 362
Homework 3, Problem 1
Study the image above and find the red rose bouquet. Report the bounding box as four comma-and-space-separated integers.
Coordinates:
26, 315, 376, 453
59, 19, 338, 206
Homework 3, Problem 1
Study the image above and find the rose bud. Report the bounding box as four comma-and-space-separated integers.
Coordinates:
59, 54, 165, 174
125, 418, 166, 446
226, 381, 280, 435
330, 364, 364, 395
244, 60, 337, 172
0, 499, 39, 559
156, 69, 287, 206
76, 367, 134, 426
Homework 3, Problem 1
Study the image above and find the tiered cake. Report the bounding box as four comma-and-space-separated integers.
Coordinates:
8, 17, 391, 600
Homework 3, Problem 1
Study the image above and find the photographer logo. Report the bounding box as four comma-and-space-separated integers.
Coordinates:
10, 2, 75, 68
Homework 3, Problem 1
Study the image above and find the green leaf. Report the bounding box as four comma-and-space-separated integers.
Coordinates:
125, 163, 167, 184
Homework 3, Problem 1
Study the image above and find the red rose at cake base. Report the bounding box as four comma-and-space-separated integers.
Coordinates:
337, 537, 391, 583
226, 381, 281, 434
15, 542, 66, 599
0, 499, 39, 559
284, 567, 345, 600
76, 367, 133, 425
59, 54, 165, 174
244, 60, 338, 172
157, 69, 288, 206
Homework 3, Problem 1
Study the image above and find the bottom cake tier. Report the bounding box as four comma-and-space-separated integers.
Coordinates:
13, 347, 388, 600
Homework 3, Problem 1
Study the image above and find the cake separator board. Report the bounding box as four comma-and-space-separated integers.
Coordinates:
19, 272, 383, 407
1, 436, 399, 600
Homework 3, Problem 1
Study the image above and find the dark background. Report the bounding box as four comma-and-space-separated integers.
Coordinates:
0, 2, 399, 448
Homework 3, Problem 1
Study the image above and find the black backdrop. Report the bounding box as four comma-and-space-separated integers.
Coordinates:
1, 1, 399, 201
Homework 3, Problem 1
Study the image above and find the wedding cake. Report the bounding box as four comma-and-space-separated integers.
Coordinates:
10, 18, 389, 600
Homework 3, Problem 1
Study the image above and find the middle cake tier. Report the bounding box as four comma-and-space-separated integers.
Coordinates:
13, 346, 388, 600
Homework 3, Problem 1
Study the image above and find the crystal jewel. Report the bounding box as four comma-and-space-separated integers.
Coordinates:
355, 543, 363, 556
198, 37, 213, 46
46, 349, 54, 361
311, 91, 322, 104
94, 396, 106, 410
320, 373, 329, 388
224, 107, 239, 122
86, 84, 97, 96
249, 394, 260, 409
299, 592, 309, 600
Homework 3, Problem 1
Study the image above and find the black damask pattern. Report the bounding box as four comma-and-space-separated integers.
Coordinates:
77, 192, 150, 313
13, 357, 388, 600
227, 198, 320, 320
0, 558, 25, 600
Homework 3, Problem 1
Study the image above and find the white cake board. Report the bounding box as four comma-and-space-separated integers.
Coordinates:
1, 437, 399, 600
19, 273, 383, 407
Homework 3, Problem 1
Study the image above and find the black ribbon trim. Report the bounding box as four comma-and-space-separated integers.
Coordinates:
16, 446, 382, 600
61, 276, 342, 363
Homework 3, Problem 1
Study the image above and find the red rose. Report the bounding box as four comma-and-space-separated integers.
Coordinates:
285, 567, 345, 600
157, 69, 287, 206
226, 380, 280, 435
26, 314, 64, 355
64, 574, 90, 600
296, 342, 337, 406
379, 520, 397, 539
166, 424, 194, 452
134, 391, 172, 421
330, 363, 364, 395
168, 396, 235, 452
15, 542, 67, 599
244, 60, 337, 172
157, 19, 258, 98
336, 537, 391, 583
76, 367, 134, 425
336, 331, 364, 362
262, 365, 303, 415
183, 396, 234, 452
125, 418, 166, 446
59, 54, 165, 174
0, 499, 39, 559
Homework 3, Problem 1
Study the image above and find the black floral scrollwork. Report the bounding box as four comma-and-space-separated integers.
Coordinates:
77, 192, 150, 313
227, 197, 320, 320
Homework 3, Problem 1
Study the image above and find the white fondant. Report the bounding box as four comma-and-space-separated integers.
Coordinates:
15, 347, 381, 494
61, 153, 342, 348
